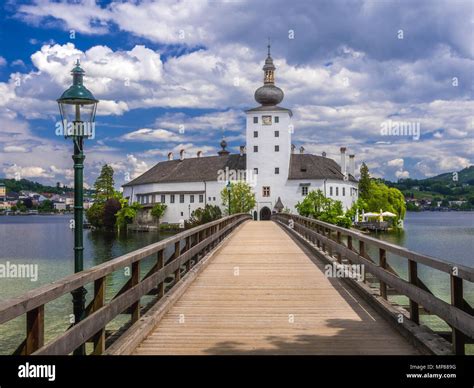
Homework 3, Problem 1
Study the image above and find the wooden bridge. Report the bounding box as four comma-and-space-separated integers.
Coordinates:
0, 214, 473, 355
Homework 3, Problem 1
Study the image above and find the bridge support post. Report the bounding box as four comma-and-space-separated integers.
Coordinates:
26, 305, 44, 355
336, 231, 342, 263
92, 277, 106, 354
379, 248, 387, 299
450, 275, 465, 355
408, 260, 419, 324
131, 261, 140, 323
173, 241, 181, 283
157, 250, 164, 298
347, 236, 352, 264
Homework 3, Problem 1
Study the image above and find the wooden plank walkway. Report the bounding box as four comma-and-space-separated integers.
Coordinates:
133, 221, 419, 355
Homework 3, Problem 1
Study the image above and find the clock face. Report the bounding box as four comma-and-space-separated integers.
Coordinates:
262, 115, 272, 125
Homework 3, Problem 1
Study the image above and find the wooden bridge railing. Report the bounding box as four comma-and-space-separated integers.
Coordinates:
0, 213, 251, 355
272, 213, 474, 355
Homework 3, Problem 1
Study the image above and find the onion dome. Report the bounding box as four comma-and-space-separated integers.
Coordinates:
218, 138, 230, 156
254, 43, 284, 106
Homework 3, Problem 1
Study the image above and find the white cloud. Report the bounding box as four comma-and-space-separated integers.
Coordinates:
3, 145, 28, 153
395, 170, 410, 179
387, 158, 404, 168
4, 164, 54, 179
121, 128, 181, 142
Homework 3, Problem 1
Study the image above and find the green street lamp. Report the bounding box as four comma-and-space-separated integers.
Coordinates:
226, 181, 232, 215
57, 60, 98, 356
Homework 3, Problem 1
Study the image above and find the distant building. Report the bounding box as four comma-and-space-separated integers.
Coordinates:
0, 183, 6, 202
54, 202, 67, 212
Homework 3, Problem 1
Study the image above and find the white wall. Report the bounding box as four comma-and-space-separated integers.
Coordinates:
246, 109, 292, 217
123, 180, 230, 224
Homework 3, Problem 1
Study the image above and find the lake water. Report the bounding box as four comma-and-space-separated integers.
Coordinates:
0, 215, 175, 354
367, 211, 473, 350
0, 212, 472, 354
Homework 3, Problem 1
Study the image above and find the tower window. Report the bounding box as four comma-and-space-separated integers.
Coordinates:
263, 186, 270, 197
254, 145, 258, 152
275, 116, 279, 123
275, 167, 279, 174
253, 117, 258, 124
253, 131, 258, 138
302, 186, 308, 196
274, 130, 279, 137
254, 168, 258, 174
274, 145, 279, 152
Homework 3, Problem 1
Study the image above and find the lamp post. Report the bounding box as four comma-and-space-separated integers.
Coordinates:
226, 181, 231, 215
57, 60, 98, 355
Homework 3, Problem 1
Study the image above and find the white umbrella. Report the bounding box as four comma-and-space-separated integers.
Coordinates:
364, 212, 379, 218
381, 211, 397, 217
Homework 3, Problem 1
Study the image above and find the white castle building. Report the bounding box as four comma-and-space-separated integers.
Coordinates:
123, 45, 358, 222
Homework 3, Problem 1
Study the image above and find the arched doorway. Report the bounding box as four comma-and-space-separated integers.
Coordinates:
259, 206, 271, 221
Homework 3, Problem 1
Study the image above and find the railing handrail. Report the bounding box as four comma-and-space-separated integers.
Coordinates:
274, 213, 474, 281
272, 212, 474, 355
0, 213, 250, 325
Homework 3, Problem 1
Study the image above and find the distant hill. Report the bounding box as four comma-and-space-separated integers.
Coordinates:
384, 166, 474, 202
0, 178, 93, 196
417, 166, 474, 186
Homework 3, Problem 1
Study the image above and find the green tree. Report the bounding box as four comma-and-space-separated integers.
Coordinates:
188, 205, 222, 226
150, 203, 167, 223
295, 189, 352, 228
38, 199, 54, 213
365, 181, 406, 223
103, 198, 121, 229
220, 181, 256, 215
94, 164, 115, 202
359, 162, 371, 200
295, 189, 331, 218
86, 202, 104, 228
115, 197, 142, 232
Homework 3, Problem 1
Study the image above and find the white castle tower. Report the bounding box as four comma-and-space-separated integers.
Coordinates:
245, 44, 293, 219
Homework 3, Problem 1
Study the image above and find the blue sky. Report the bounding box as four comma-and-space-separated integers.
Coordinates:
0, 0, 472, 188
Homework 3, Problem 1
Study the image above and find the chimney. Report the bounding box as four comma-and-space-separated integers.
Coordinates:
179, 149, 185, 161
349, 154, 355, 176
239, 146, 245, 156
291, 144, 296, 154
299, 146, 305, 154
197, 150, 202, 158
340, 147, 347, 174
167, 152, 173, 161
322, 151, 327, 158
